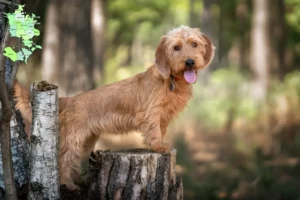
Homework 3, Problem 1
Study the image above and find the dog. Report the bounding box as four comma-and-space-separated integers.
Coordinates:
14, 26, 215, 190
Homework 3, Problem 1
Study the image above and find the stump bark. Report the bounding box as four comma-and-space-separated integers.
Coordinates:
82, 149, 183, 200
28, 81, 60, 200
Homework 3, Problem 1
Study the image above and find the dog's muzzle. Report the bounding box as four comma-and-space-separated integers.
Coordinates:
183, 59, 197, 84
185, 59, 195, 69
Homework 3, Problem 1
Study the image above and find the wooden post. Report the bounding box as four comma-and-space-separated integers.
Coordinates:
62, 149, 183, 200
28, 81, 60, 200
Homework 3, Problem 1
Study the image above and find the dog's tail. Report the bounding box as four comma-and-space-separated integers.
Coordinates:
14, 80, 33, 136
14, 80, 32, 123
14, 80, 70, 137
14, 79, 71, 117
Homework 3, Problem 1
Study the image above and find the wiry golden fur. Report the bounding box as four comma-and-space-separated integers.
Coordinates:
14, 26, 215, 190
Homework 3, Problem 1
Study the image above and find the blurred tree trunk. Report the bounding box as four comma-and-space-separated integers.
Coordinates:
236, 0, 249, 71
276, 0, 286, 79
250, 0, 271, 100
189, 0, 195, 27
201, 0, 213, 37
218, 0, 224, 63
41, 1, 59, 89
91, 0, 105, 82
269, 0, 286, 80
199, 0, 215, 81
123, 45, 132, 66
42, 0, 99, 96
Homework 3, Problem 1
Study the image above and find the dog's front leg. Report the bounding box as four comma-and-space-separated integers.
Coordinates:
141, 120, 171, 153
160, 120, 169, 138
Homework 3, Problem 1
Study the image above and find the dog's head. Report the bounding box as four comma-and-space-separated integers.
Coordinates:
155, 26, 215, 83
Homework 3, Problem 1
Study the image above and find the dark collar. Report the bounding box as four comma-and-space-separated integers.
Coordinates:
171, 74, 181, 81
169, 75, 176, 91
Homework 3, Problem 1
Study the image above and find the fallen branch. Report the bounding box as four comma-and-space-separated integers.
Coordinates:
0, 0, 13, 6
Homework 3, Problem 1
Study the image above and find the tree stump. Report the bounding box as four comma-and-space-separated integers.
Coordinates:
28, 81, 60, 200
80, 149, 183, 200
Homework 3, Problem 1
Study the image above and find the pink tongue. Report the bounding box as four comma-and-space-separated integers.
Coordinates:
184, 70, 197, 83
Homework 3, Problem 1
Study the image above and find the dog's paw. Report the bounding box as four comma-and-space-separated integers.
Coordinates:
151, 143, 172, 153
74, 174, 87, 185
65, 182, 80, 191
61, 179, 80, 191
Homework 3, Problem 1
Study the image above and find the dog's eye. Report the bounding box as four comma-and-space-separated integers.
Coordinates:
191, 42, 197, 48
174, 45, 181, 51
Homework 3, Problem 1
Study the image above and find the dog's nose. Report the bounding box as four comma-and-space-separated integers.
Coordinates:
185, 59, 195, 68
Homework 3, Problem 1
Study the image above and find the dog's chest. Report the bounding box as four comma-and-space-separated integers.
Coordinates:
160, 90, 191, 121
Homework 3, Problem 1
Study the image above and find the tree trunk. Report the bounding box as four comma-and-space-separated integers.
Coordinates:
236, 0, 249, 71
28, 81, 60, 200
0, 109, 30, 198
250, 0, 271, 100
41, 0, 95, 96
199, 0, 215, 82
201, 0, 213, 37
0, 4, 18, 200
189, 0, 195, 27
0, 57, 29, 199
218, 0, 224, 63
41, 0, 60, 89
0, 55, 18, 200
61, 149, 183, 200
91, 0, 105, 82
273, 0, 286, 80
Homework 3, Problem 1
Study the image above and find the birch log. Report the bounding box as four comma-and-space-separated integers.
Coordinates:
62, 149, 183, 200
0, 109, 30, 198
28, 81, 60, 200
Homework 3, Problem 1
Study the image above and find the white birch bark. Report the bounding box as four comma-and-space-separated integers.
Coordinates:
28, 82, 60, 200
0, 109, 30, 197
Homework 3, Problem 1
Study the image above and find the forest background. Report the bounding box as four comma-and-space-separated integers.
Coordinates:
12, 0, 300, 199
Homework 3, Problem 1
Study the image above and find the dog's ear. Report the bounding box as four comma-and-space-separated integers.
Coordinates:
155, 36, 170, 79
201, 34, 215, 68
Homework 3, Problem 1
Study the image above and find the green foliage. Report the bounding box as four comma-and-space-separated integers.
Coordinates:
102, 0, 300, 194
269, 70, 300, 110
286, 0, 300, 33
107, 0, 172, 46
182, 68, 258, 130
283, 71, 300, 96
285, 0, 300, 65
19, 0, 300, 198
173, 68, 300, 198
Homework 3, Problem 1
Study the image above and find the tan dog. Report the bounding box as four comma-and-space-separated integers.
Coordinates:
14, 26, 214, 190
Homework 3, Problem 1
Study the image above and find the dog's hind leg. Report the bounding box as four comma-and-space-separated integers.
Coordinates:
59, 150, 82, 190
59, 120, 98, 190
